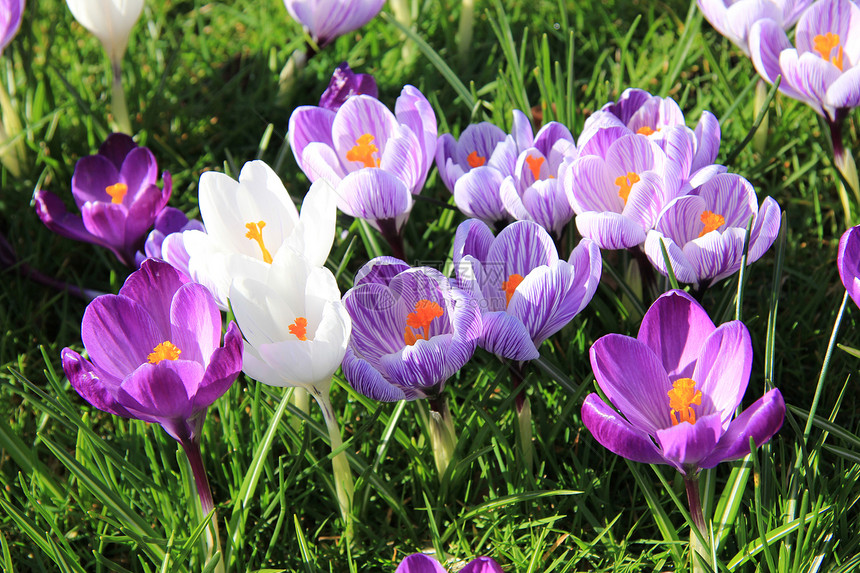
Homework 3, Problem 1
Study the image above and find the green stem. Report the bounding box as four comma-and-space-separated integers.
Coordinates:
752, 79, 769, 156
456, 0, 475, 65
312, 386, 355, 544
685, 475, 708, 573
290, 387, 310, 434
110, 58, 132, 134
180, 439, 224, 573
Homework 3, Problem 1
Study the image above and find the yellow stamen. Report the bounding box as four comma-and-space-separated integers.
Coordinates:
467, 150, 486, 168
813, 33, 844, 71
245, 221, 273, 264
698, 210, 726, 237
668, 377, 702, 426
502, 273, 525, 307
289, 317, 308, 341
636, 126, 657, 136
404, 300, 443, 345
147, 341, 181, 364
615, 172, 641, 204
105, 183, 128, 204
525, 155, 545, 180
346, 133, 380, 168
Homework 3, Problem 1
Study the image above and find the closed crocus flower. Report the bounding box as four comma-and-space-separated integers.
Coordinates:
698, 0, 813, 55
34, 133, 172, 266
644, 173, 781, 288
396, 554, 505, 573
284, 0, 385, 48
838, 225, 860, 309
453, 219, 601, 361
182, 160, 336, 310
581, 289, 785, 476
341, 257, 482, 402
0, 0, 24, 53
318, 62, 378, 111
65, 0, 143, 62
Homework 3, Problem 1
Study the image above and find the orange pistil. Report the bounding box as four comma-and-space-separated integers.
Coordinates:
105, 183, 128, 204
668, 377, 702, 426
636, 126, 657, 136
289, 317, 308, 341
346, 133, 381, 168
502, 273, 525, 307
403, 299, 443, 345
813, 32, 844, 71
245, 221, 273, 264
615, 172, 641, 204
147, 341, 181, 364
525, 155, 545, 180
467, 150, 486, 168
698, 210, 725, 237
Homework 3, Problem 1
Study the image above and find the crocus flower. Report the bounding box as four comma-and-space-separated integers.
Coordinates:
319, 62, 378, 111
453, 219, 602, 361
0, 0, 24, 53
581, 289, 785, 476
66, 0, 143, 62
644, 173, 781, 287
837, 225, 860, 309
697, 0, 813, 55
341, 257, 482, 402
134, 206, 205, 270
182, 160, 336, 310
749, 0, 860, 122
288, 86, 437, 257
34, 133, 172, 266
395, 553, 504, 573
283, 0, 385, 48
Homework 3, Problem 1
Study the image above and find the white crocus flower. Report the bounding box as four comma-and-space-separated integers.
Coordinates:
229, 247, 354, 538
184, 160, 337, 310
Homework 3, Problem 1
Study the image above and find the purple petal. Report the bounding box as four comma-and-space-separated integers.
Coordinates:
838, 225, 860, 308
71, 155, 121, 208
120, 147, 159, 202
655, 411, 723, 471
485, 220, 559, 280
395, 85, 437, 187
461, 556, 506, 573
98, 133, 137, 170
795, 0, 855, 57
61, 348, 132, 418
575, 211, 647, 249
394, 554, 447, 573
693, 321, 753, 425
826, 66, 860, 110
691, 111, 721, 173
344, 282, 408, 363
510, 109, 535, 150
479, 311, 540, 361
285, 0, 385, 46
337, 169, 412, 230
581, 393, 668, 466
34, 189, 101, 246
683, 228, 747, 283
332, 95, 398, 167
194, 322, 244, 409
643, 230, 700, 285
318, 63, 378, 112
288, 106, 337, 173
169, 282, 222, 365
747, 196, 782, 263
379, 125, 424, 192
354, 256, 412, 286
749, 19, 794, 85
119, 259, 187, 335
568, 155, 622, 214
342, 348, 410, 401
452, 218, 495, 268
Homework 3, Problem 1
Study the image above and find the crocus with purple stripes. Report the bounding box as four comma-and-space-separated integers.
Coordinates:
581, 289, 785, 476
283, 0, 385, 48
697, 0, 813, 54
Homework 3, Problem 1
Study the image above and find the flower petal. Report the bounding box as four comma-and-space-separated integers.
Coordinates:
581, 393, 667, 465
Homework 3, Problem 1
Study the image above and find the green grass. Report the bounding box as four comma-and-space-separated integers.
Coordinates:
1, 0, 859, 571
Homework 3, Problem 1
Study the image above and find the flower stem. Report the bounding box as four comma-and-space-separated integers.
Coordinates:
456, 0, 475, 65
290, 387, 310, 434
752, 79, 769, 156
827, 115, 859, 226
180, 439, 224, 573
684, 475, 708, 573
509, 361, 534, 471
377, 218, 407, 261
312, 386, 355, 544
110, 58, 132, 135
427, 396, 457, 481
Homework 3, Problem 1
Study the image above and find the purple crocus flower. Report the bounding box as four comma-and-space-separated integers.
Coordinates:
341, 257, 482, 401
61, 259, 243, 445
289, 86, 437, 253
698, 0, 813, 55
134, 206, 205, 271
749, 0, 860, 121
318, 62, 378, 112
581, 289, 785, 476
34, 133, 172, 266
395, 553, 504, 573
453, 219, 602, 361
0, 0, 24, 53
284, 0, 385, 48
644, 173, 781, 287
838, 224, 860, 309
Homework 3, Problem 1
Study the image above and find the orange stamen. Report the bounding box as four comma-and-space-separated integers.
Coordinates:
698, 210, 725, 237
668, 378, 702, 426
404, 299, 443, 345
502, 273, 525, 307
813, 33, 844, 70
467, 150, 486, 168
636, 126, 657, 136
147, 341, 181, 364
105, 183, 128, 204
245, 221, 273, 264
346, 133, 380, 168
615, 172, 641, 204
289, 317, 308, 341
525, 155, 545, 180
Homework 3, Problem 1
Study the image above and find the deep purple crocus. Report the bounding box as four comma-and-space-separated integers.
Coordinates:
453, 219, 602, 361
644, 173, 782, 287
838, 225, 860, 309
581, 289, 785, 476
284, 0, 385, 48
34, 133, 172, 266
395, 553, 504, 573
0, 0, 24, 53
318, 62, 378, 111
341, 257, 482, 402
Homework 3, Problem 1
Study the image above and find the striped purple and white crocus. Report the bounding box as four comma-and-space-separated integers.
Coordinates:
283, 0, 385, 48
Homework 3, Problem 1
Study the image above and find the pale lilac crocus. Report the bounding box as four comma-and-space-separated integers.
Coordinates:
289, 86, 437, 259
0, 0, 24, 53
837, 225, 860, 309
396, 553, 504, 573
318, 62, 378, 111
644, 173, 781, 288
134, 207, 205, 272
697, 0, 813, 55
284, 0, 385, 48
34, 133, 172, 266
